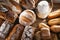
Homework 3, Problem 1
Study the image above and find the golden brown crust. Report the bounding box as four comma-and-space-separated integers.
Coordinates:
39, 23, 49, 29
48, 18, 60, 25
50, 25, 60, 32
48, 9, 60, 19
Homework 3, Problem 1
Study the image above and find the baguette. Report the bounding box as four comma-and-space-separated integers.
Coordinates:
48, 18, 60, 25
51, 25, 60, 32
48, 9, 60, 19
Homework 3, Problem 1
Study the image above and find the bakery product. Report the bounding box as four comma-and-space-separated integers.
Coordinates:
0, 21, 13, 39
48, 18, 60, 25
21, 26, 35, 40
39, 23, 51, 40
48, 9, 60, 19
50, 25, 60, 32
19, 9, 36, 26
6, 24, 24, 40
37, 1, 50, 19
0, 4, 18, 23
9, 0, 22, 14
20, 0, 38, 9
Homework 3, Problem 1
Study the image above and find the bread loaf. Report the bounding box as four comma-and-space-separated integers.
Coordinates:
0, 21, 13, 39
48, 18, 60, 25
6, 24, 24, 40
50, 25, 60, 32
20, 0, 38, 9
48, 9, 60, 19
21, 26, 35, 40
39, 23, 51, 40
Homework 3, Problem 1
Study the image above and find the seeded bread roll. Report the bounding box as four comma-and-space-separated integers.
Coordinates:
48, 9, 60, 19
21, 26, 35, 40
6, 24, 24, 40
50, 25, 60, 32
48, 18, 60, 25
19, 10, 36, 26
0, 21, 13, 39
39, 23, 51, 40
20, 0, 38, 9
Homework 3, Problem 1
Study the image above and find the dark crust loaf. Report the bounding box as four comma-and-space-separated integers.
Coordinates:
21, 26, 35, 40
6, 24, 24, 40
0, 21, 13, 39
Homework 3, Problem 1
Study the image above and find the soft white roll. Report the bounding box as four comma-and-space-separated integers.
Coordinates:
19, 9, 36, 26
37, 1, 50, 19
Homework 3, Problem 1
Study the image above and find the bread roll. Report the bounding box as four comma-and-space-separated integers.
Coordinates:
39, 23, 49, 28
0, 21, 13, 39
19, 10, 36, 26
6, 10, 18, 23
50, 25, 60, 32
1, 0, 22, 14
0, 4, 18, 23
21, 26, 35, 40
39, 23, 51, 40
37, 1, 50, 19
9, 0, 22, 14
48, 18, 60, 25
6, 24, 24, 40
20, 0, 38, 9
48, 9, 60, 19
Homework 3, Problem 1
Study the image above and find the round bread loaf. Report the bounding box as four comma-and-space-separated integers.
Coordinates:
19, 9, 36, 26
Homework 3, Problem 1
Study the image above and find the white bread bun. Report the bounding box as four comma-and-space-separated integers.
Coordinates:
37, 1, 50, 19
